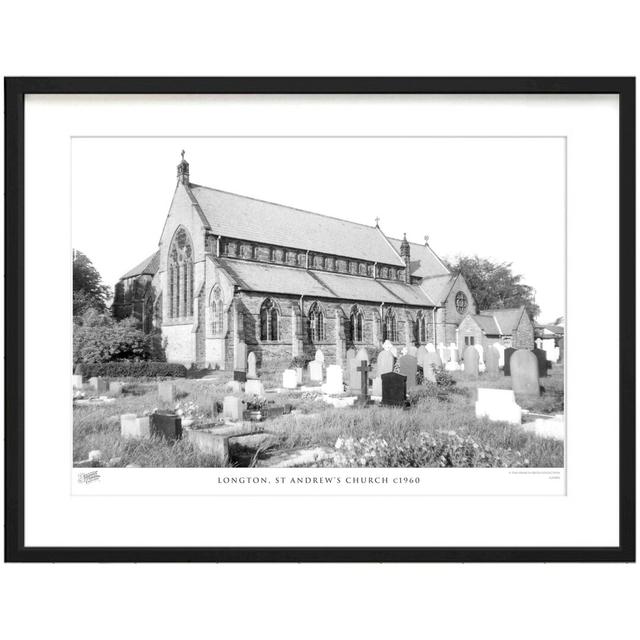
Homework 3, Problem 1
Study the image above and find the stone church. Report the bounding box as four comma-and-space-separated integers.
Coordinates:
113, 153, 505, 369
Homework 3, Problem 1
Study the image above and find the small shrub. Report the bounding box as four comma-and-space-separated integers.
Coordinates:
290, 355, 312, 369
75, 361, 188, 379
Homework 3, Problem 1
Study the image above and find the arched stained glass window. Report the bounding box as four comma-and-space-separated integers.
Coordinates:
260, 298, 279, 341
210, 286, 224, 335
349, 305, 364, 343
416, 310, 427, 343
308, 302, 325, 342
383, 308, 398, 342
168, 227, 194, 318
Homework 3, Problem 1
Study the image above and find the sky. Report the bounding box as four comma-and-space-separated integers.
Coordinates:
72, 137, 565, 322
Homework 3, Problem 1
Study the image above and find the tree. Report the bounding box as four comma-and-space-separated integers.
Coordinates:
73, 250, 111, 316
445, 255, 540, 320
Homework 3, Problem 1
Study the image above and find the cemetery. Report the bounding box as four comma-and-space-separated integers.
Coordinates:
73, 342, 565, 469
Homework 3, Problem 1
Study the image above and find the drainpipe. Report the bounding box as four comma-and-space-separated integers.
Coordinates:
432, 307, 437, 345
216, 235, 220, 257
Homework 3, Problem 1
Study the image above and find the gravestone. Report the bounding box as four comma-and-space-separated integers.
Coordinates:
89, 377, 108, 393
245, 379, 265, 397
184, 430, 228, 465
423, 352, 441, 382
72, 374, 83, 389
349, 348, 370, 392
377, 349, 395, 376
346, 347, 357, 361
371, 376, 382, 397
381, 371, 407, 407
247, 352, 258, 379
503, 347, 516, 376
323, 364, 344, 395
120, 414, 151, 439
511, 349, 540, 397
474, 343, 485, 372
282, 369, 298, 389
493, 342, 506, 368
407, 345, 418, 357
474, 388, 522, 425
309, 360, 324, 382
445, 343, 460, 371
225, 380, 243, 394
437, 343, 449, 364
535, 338, 543, 349
532, 347, 549, 378
234, 341, 248, 381
382, 339, 398, 357
158, 381, 176, 410
463, 346, 479, 378
109, 381, 124, 395
357, 360, 372, 402
151, 412, 183, 441
315, 349, 325, 364
485, 345, 500, 375
223, 396, 244, 421
398, 354, 418, 390
426, 343, 436, 353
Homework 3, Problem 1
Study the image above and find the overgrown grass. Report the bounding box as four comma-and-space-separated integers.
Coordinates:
73, 365, 565, 468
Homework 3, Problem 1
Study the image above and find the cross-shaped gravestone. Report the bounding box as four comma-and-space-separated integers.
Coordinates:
357, 360, 371, 402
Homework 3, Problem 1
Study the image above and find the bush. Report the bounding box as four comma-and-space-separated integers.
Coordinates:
290, 355, 312, 369
75, 361, 188, 379
74, 310, 153, 364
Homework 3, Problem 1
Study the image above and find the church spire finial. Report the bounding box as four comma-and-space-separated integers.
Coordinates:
177, 150, 190, 184
400, 233, 411, 283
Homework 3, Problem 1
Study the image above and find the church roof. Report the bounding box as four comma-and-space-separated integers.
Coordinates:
419, 274, 456, 304
387, 238, 450, 279
471, 314, 501, 334
484, 307, 526, 335
214, 257, 434, 307
120, 251, 159, 279
189, 184, 405, 267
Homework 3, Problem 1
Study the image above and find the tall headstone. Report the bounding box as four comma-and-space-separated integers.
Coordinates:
416, 345, 428, 369
437, 342, 449, 364
398, 354, 418, 390
532, 347, 549, 378
323, 364, 344, 395
234, 341, 248, 382
315, 349, 325, 364
511, 349, 540, 397
485, 344, 500, 375
445, 342, 460, 371
309, 360, 323, 382
474, 343, 485, 372
247, 352, 258, 379
377, 349, 395, 376
357, 360, 372, 403
463, 346, 479, 378
423, 352, 441, 382
503, 347, 516, 376
426, 343, 436, 353
382, 340, 398, 357
151, 413, 182, 441
407, 345, 418, 357
158, 381, 176, 410
223, 396, 244, 421
381, 371, 407, 407
282, 369, 298, 389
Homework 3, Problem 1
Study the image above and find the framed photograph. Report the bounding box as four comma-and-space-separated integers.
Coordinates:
5, 77, 635, 562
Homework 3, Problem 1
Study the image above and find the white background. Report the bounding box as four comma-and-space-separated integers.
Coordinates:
1, 2, 638, 640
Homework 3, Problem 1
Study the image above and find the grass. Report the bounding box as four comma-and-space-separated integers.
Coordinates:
73, 364, 564, 468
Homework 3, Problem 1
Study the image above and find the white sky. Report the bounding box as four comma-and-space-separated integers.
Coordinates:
72, 137, 565, 322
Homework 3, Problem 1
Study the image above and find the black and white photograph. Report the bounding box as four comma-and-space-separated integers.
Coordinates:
72, 137, 565, 471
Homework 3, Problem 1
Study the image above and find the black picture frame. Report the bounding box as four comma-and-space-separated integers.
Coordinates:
4, 77, 635, 563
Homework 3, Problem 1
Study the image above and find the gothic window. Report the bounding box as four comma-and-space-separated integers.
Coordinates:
260, 298, 279, 341
381, 266, 389, 279
252, 245, 259, 260
349, 305, 364, 343
153, 293, 163, 329
416, 310, 427, 343
359, 263, 366, 276
455, 291, 468, 314
167, 227, 194, 318
210, 286, 224, 335
383, 308, 398, 342
308, 302, 325, 342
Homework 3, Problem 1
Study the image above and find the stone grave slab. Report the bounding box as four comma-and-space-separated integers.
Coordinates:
89, 377, 108, 393
474, 388, 522, 425
398, 354, 418, 389
223, 396, 244, 421
109, 381, 124, 395
245, 379, 265, 397
511, 350, 540, 397
485, 345, 500, 375
309, 360, 323, 382
322, 364, 344, 395
157, 381, 176, 410
184, 429, 228, 464
151, 412, 182, 441
381, 371, 407, 407
282, 369, 298, 389
463, 347, 479, 378
247, 352, 258, 379
120, 414, 151, 439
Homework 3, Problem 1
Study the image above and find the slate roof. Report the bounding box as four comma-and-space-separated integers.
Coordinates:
215, 257, 434, 306
388, 238, 450, 279
190, 184, 405, 266
484, 307, 525, 335
419, 274, 456, 304
120, 251, 160, 279
471, 314, 501, 334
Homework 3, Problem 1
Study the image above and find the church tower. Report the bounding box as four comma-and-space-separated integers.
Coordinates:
177, 150, 190, 184
400, 233, 411, 283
